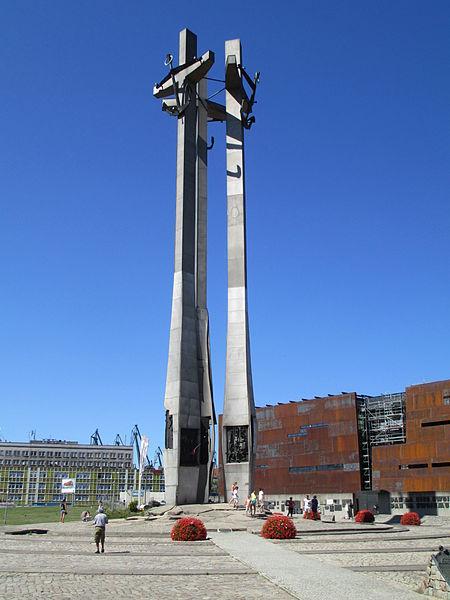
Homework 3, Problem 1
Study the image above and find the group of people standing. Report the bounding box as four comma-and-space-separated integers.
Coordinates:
302, 494, 320, 519
229, 482, 265, 516
284, 494, 320, 519
59, 496, 109, 553
245, 488, 265, 516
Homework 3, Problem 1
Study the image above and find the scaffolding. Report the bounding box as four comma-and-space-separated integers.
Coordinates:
357, 396, 372, 491
357, 393, 406, 490
364, 393, 406, 446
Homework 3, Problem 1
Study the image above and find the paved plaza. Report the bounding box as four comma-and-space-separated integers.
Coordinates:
0, 505, 449, 599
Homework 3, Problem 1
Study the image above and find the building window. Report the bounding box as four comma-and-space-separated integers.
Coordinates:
421, 419, 450, 428
289, 463, 348, 473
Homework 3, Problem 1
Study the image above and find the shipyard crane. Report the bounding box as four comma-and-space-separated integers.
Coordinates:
114, 434, 124, 446
154, 446, 163, 469
90, 428, 103, 445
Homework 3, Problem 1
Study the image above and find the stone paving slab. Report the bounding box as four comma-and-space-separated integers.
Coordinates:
0, 518, 296, 599
0, 573, 295, 600
2, 509, 448, 598
0, 552, 249, 573
280, 532, 450, 544
211, 531, 422, 599
0, 547, 228, 557
294, 546, 440, 554
348, 565, 425, 572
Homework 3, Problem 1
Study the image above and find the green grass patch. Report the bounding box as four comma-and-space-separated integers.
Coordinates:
0, 504, 132, 526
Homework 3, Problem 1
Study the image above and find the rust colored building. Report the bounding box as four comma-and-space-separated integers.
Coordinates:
253, 393, 361, 496
218, 379, 450, 514
372, 380, 450, 494
218, 393, 362, 508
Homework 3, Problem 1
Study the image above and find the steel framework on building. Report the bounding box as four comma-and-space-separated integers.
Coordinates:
357, 393, 406, 490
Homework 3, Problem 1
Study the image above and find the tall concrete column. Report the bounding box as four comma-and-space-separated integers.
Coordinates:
154, 29, 215, 504
163, 29, 200, 505
196, 76, 216, 503
221, 39, 256, 501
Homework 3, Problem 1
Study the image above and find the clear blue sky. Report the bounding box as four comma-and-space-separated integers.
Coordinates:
1, 1, 449, 459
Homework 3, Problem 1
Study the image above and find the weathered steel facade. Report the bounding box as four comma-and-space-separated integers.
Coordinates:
372, 379, 450, 493
219, 393, 362, 497
218, 379, 450, 504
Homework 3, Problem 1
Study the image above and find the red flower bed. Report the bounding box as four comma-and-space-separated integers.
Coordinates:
303, 511, 320, 520
400, 512, 421, 526
355, 509, 374, 523
261, 515, 297, 539
170, 517, 207, 541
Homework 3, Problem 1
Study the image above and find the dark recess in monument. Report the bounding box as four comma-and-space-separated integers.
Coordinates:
226, 426, 248, 463
200, 418, 209, 465
180, 428, 200, 466
165, 411, 173, 449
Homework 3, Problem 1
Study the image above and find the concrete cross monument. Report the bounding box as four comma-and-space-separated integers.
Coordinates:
154, 29, 259, 504
221, 40, 259, 501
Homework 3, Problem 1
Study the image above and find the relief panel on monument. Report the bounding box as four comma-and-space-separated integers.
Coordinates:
165, 411, 173, 449
226, 426, 248, 463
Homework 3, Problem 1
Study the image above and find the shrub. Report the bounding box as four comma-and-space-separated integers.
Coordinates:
261, 515, 297, 539
170, 517, 207, 541
355, 509, 374, 523
400, 511, 421, 526
128, 500, 138, 513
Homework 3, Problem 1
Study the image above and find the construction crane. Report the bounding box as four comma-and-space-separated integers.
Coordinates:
90, 428, 103, 445
131, 424, 151, 468
154, 446, 163, 469
114, 434, 124, 446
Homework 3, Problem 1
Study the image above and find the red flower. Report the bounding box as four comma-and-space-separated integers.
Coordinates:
261, 515, 297, 539
400, 512, 421, 526
170, 517, 207, 541
355, 509, 374, 523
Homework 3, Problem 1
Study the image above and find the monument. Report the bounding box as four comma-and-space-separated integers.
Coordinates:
154, 29, 258, 504
221, 40, 258, 500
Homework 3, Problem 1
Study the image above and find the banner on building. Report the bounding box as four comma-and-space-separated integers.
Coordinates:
61, 478, 76, 494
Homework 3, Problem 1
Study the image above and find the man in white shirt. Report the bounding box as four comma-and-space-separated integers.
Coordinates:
303, 494, 311, 514
93, 507, 108, 553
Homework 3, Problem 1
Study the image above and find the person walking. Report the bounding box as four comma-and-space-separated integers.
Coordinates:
348, 501, 354, 520
287, 497, 294, 518
229, 482, 238, 506
311, 495, 319, 520
231, 485, 239, 509
258, 488, 265, 514
250, 490, 257, 516
93, 506, 108, 553
60, 497, 67, 522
